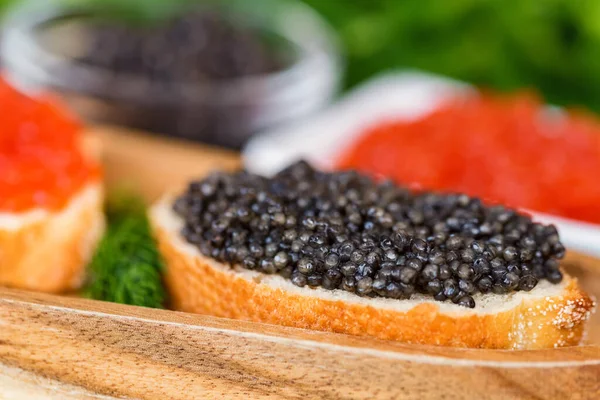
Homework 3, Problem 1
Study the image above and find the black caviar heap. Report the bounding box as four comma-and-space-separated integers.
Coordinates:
173, 161, 565, 308
78, 10, 281, 82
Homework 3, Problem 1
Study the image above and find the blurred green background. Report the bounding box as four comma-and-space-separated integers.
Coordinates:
3, 0, 600, 111
301, 0, 600, 112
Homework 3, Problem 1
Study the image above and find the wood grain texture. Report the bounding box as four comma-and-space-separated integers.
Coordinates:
0, 286, 599, 400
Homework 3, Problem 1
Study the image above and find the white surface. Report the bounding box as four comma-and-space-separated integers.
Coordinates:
0, 364, 119, 400
243, 71, 600, 258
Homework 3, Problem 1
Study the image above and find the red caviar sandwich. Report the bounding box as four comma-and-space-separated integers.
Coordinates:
0, 78, 104, 292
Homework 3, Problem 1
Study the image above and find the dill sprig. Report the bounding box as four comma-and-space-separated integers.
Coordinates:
84, 192, 166, 308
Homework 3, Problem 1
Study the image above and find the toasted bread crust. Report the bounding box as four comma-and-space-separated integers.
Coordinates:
0, 183, 105, 293
152, 207, 595, 349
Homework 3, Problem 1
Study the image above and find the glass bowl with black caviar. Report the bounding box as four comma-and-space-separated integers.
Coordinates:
1, 0, 341, 148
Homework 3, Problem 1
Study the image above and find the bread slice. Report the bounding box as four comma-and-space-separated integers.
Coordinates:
150, 198, 596, 349
0, 182, 105, 293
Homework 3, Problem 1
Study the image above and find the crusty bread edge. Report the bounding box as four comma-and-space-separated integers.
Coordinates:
150, 199, 596, 349
0, 183, 105, 293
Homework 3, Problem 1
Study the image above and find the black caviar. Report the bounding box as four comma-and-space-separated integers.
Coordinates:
173, 161, 566, 308
78, 10, 282, 82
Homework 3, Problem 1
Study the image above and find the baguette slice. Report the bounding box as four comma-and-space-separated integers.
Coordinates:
0, 182, 105, 293
151, 198, 596, 349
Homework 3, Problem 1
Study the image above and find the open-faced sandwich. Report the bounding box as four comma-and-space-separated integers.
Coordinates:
150, 161, 595, 349
0, 79, 104, 293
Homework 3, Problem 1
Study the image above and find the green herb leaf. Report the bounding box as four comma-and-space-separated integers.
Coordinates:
84, 192, 166, 309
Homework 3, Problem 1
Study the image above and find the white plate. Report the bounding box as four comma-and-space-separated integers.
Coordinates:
243, 71, 600, 258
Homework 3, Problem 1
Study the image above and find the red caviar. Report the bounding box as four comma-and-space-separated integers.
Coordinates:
337, 92, 600, 224
0, 78, 100, 212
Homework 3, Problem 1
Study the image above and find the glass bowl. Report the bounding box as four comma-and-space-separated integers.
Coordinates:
1, 0, 342, 148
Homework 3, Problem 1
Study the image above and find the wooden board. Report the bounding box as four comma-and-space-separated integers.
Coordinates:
0, 126, 599, 399
93, 125, 241, 201
0, 281, 598, 400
